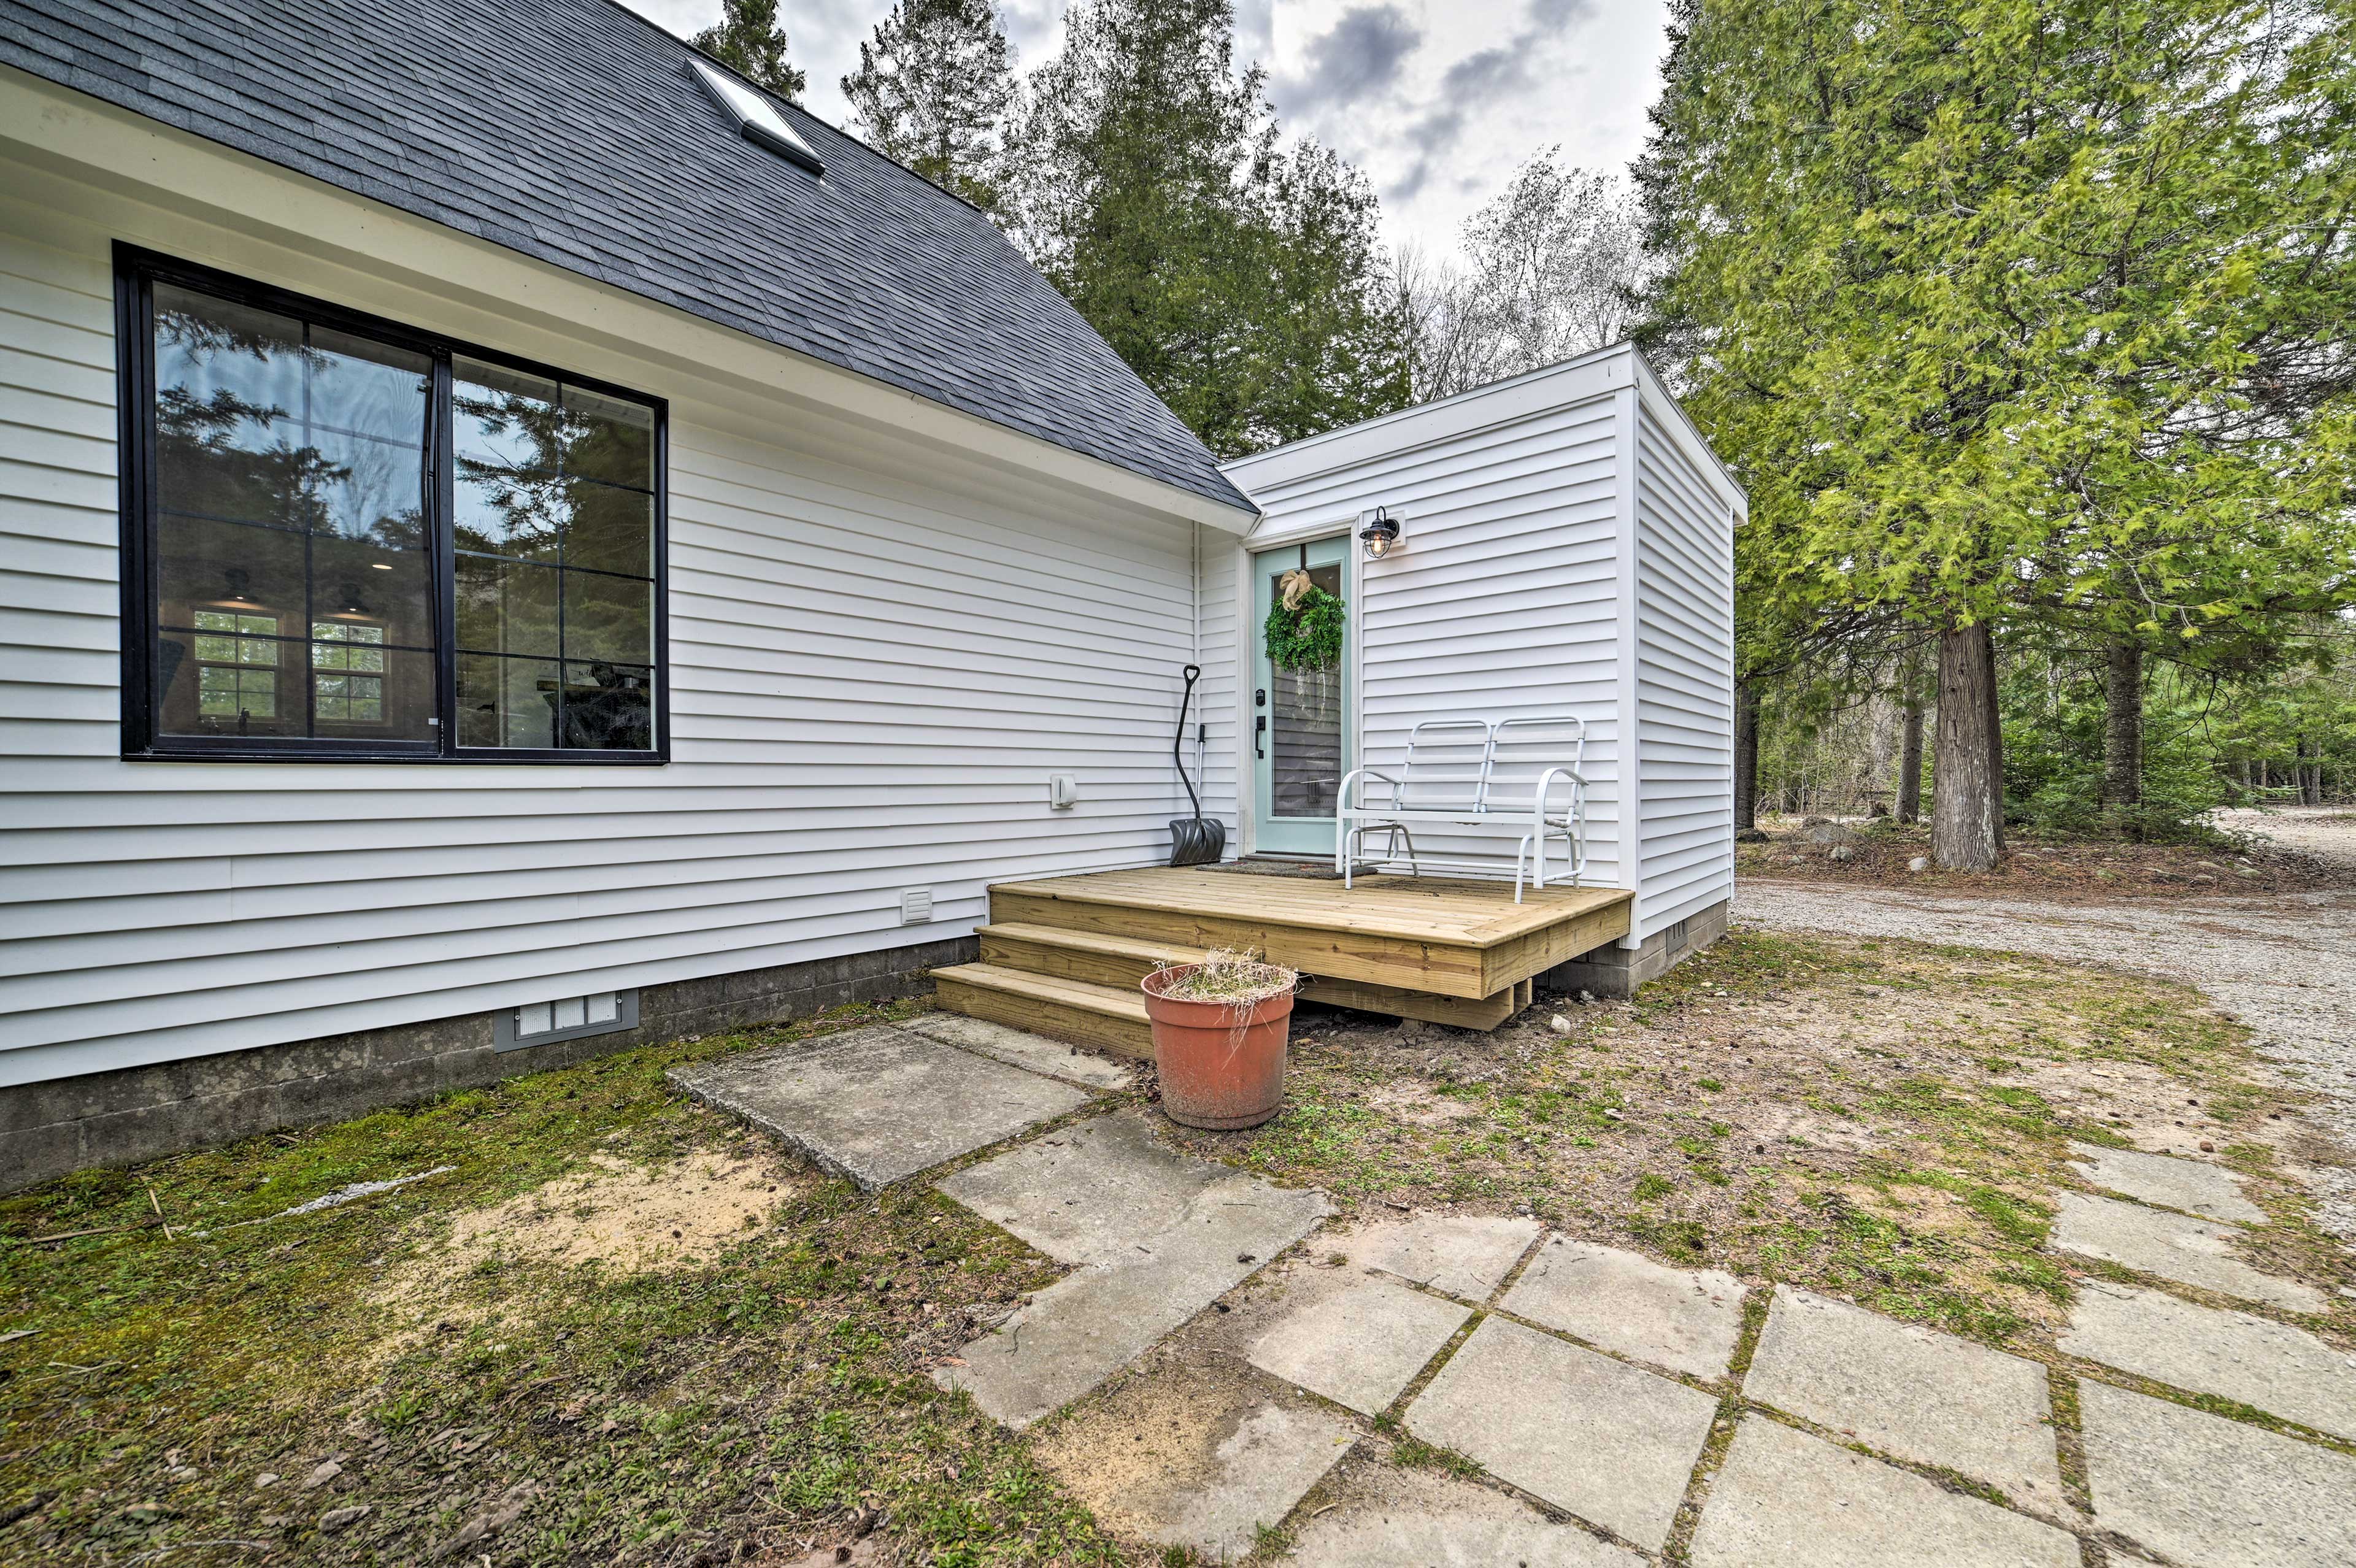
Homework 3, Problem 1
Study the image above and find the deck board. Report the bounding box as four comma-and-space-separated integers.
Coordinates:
988, 867, 1627, 949
985, 867, 1632, 1001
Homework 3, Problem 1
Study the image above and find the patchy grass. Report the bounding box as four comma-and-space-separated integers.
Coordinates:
1171, 928, 2353, 1351
7, 928, 2351, 1567
0, 1002, 1120, 1566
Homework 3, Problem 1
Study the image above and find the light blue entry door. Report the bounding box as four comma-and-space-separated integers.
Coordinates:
1252, 536, 1350, 857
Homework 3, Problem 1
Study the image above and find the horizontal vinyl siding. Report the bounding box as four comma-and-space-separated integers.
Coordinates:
1633, 398, 1736, 938
0, 182, 1211, 1086
1233, 395, 1623, 886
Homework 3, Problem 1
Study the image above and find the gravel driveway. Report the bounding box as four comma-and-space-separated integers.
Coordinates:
1737, 810, 2356, 1244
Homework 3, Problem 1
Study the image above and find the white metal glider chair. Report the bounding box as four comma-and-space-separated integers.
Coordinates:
1336, 715, 1589, 901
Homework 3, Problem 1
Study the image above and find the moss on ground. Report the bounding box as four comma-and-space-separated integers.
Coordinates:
1, 1002, 1117, 1566
6, 928, 2348, 1566
1176, 928, 2350, 1350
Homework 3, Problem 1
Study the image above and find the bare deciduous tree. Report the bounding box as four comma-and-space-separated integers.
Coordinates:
1400, 150, 1649, 401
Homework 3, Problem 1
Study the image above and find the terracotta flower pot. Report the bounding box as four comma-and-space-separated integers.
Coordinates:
1139, 965, 1294, 1129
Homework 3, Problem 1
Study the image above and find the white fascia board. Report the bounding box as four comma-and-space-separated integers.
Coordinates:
1222, 345, 1634, 496
1629, 353, 1749, 519
0, 67, 1258, 536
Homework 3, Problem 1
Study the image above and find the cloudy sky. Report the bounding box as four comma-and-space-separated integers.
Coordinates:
618, 0, 1670, 260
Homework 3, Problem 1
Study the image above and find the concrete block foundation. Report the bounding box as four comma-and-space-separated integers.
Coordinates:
1541, 898, 1728, 999
0, 934, 977, 1195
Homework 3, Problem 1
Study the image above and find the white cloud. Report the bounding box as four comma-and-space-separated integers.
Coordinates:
618, 0, 1668, 261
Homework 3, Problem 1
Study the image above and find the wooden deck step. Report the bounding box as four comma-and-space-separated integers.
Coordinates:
972, 921, 1526, 1032
929, 963, 1153, 1059
988, 867, 1630, 1001
977, 922, 1210, 990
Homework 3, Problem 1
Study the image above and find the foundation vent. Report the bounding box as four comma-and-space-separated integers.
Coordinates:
495, 990, 638, 1052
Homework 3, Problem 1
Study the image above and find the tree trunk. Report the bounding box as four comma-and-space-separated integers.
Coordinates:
2101, 641, 2142, 818
1733, 679, 1761, 831
2300, 737, 2323, 806
1932, 623, 2004, 870
1896, 650, 1925, 824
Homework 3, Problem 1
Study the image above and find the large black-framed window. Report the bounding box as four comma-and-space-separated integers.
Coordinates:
115, 246, 669, 764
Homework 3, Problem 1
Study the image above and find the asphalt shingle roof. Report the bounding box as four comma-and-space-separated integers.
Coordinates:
0, 0, 1253, 514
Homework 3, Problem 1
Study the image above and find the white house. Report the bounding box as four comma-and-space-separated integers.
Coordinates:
0, 0, 1740, 1189
1213, 350, 1745, 990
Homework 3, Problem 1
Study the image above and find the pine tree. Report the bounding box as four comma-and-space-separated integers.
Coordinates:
841, 0, 1017, 213
1638, 0, 2356, 867
692, 0, 806, 100
1005, 0, 1410, 455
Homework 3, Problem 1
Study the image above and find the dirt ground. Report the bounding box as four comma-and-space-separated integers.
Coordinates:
1736, 810, 2356, 901
9, 914, 2355, 1565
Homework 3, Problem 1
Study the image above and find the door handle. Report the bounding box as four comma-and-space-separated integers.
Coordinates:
1254, 715, 1267, 759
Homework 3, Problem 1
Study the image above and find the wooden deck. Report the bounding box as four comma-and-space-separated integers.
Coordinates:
930, 866, 1631, 1058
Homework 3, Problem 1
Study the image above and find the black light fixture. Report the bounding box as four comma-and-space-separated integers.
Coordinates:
219, 567, 252, 603
1359, 505, 1402, 560
335, 581, 371, 617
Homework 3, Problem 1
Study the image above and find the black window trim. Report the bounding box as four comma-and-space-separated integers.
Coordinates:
114, 243, 671, 766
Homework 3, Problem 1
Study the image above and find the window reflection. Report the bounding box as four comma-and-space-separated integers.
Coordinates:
151, 282, 431, 741
451, 356, 658, 751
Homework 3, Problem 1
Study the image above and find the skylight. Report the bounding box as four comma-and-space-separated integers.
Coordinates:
689, 58, 824, 177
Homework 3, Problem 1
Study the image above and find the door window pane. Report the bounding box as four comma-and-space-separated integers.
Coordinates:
1268, 563, 1344, 818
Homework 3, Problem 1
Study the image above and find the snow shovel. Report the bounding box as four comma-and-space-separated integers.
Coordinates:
1168, 664, 1226, 866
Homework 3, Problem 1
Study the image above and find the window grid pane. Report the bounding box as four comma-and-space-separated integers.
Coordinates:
142, 266, 659, 756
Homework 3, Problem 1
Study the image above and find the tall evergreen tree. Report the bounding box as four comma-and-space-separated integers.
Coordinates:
841, 0, 1017, 213
1638, 0, 2356, 867
1005, 0, 1410, 455
692, 0, 806, 100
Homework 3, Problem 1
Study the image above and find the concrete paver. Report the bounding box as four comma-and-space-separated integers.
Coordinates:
666, 1026, 1090, 1189
2081, 1378, 2356, 1568
1404, 1316, 1716, 1552
1502, 1236, 1746, 1378
1285, 1467, 1643, 1567
1688, 1417, 2079, 1568
898, 1013, 1135, 1091
1247, 1278, 1471, 1415
2061, 1282, 2356, 1442
935, 1112, 1225, 1266
1033, 1365, 1355, 1562
1346, 1213, 1542, 1302
2067, 1141, 2264, 1223
2051, 1191, 2326, 1312
933, 1114, 1329, 1427
1742, 1286, 2064, 1511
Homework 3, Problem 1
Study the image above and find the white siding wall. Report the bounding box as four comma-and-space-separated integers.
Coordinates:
1220, 350, 1743, 947
0, 171, 1224, 1088
1632, 392, 1739, 939
1226, 382, 1630, 891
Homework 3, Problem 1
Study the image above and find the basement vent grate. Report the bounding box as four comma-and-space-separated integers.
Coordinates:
495, 990, 638, 1052
1665, 918, 1691, 955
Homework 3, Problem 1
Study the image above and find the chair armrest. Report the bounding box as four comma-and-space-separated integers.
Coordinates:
1339, 768, 1401, 812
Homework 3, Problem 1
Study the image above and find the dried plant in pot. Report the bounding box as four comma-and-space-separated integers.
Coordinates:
1138, 950, 1298, 1129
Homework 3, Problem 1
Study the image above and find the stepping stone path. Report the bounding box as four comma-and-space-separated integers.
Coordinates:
2060, 1282, 2356, 1442
2050, 1189, 2328, 1312
933, 1113, 1328, 1428
1503, 1236, 1744, 1378
693, 1015, 2356, 1564
1406, 1315, 1717, 1552
1690, 1416, 2079, 1567
666, 1023, 1096, 1188
2068, 1140, 2265, 1223
1744, 1285, 2066, 1512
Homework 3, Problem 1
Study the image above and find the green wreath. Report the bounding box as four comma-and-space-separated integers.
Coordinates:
1265, 585, 1346, 671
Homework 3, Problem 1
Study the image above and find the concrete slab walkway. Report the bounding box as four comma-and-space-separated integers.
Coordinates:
683, 1011, 2355, 1564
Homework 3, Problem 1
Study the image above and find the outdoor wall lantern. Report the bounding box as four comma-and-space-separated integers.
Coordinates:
1358, 506, 1402, 559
